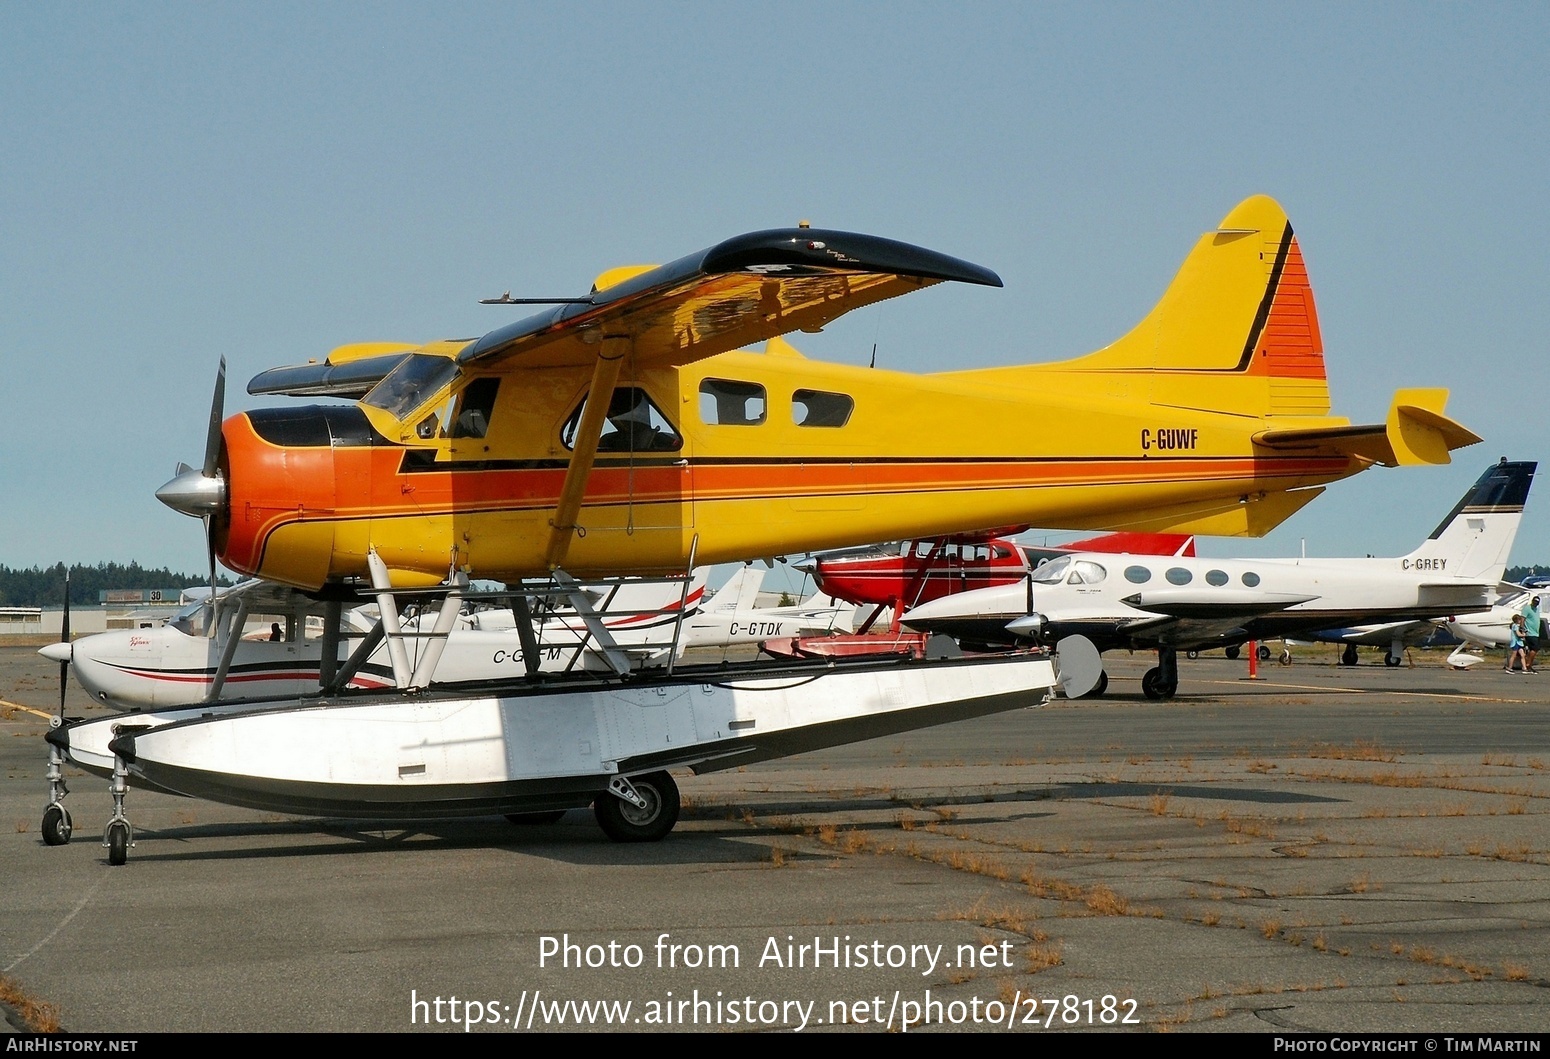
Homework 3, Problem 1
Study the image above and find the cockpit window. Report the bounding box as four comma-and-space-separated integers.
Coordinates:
1070, 560, 1107, 584
451, 378, 500, 439
1032, 556, 1072, 585
561, 387, 682, 453
362, 354, 461, 421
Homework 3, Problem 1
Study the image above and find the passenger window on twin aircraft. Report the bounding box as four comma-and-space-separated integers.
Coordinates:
700, 379, 767, 425
1166, 567, 1193, 585
451, 378, 500, 439
792, 388, 854, 427
1124, 566, 1152, 584
1241, 571, 1262, 587
1205, 569, 1229, 586
561, 387, 682, 453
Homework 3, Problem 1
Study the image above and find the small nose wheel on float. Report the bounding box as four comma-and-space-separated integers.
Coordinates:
42, 717, 73, 846
103, 740, 136, 866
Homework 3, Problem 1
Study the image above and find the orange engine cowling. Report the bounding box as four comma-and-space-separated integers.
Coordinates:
219, 406, 387, 590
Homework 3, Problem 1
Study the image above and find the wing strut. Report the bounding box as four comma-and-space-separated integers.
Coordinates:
544, 335, 629, 570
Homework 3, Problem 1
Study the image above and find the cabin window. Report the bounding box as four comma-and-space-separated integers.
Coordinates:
1205, 569, 1229, 586
793, 388, 854, 427
700, 379, 767, 425
1165, 567, 1193, 585
1124, 565, 1152, 584
1241, 571, 1261, 587
451, 378, 500, 439
561, 387, 682, 453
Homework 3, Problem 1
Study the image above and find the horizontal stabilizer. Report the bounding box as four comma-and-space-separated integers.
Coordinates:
1255, 389, 1480, 467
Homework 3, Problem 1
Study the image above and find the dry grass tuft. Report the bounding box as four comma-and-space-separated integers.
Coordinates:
1148, 793, 1171, 816
1026, 943, 1064, 972
0, 974, 61, 1032
1083, 885, 1130, 917
1311, 740, 1399, 762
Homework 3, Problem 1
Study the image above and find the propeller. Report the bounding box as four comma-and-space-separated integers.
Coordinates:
37, 570, 72, 703
155, 359, 228, 625
57, 571, 70, 715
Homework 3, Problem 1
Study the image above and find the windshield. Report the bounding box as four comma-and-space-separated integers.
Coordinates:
1031, 555, 1072, 585
362, 354, 462, 421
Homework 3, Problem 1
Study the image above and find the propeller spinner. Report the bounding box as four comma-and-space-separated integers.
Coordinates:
156, 358, 228, 616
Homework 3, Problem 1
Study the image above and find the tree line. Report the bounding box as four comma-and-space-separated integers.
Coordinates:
0, 563, 233, 608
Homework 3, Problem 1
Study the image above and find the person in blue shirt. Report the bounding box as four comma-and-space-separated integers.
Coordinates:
1506, 615, 1528, 673
1522, 596, 1543, 674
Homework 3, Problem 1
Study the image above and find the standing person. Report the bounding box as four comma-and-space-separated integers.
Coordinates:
1506, 615, 1528, 674
1523, 595, 1544, 674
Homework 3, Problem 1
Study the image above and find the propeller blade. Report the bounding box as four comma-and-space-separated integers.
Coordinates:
201, 357, 227, 480
57, 570, 70, 716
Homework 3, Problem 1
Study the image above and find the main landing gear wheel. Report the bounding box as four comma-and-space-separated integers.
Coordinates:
1384, 652, 1402, 668
1341, 644, 1359, 667
1224, 645, 1241, 661
1279, 648, 1293, 666
1185, 650, 1199, 660
506, 810, 567, 825
42, 804, 72, 846
1141, 668, 1176, 700
1257, 645, 1272, 662
594, 771, 680, 843
105, 820, 130, 866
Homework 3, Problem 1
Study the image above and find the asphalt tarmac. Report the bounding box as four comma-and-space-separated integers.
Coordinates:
2, 642, 1547, 1034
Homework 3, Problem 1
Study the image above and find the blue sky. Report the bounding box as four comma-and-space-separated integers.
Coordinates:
3, 3, 1547, 585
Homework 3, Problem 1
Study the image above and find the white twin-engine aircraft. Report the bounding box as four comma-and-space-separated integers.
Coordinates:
902, 460, 1535, 699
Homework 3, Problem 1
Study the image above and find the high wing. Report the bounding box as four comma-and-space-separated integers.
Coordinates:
456, 228, 1002, 372
248, 229, 1002, 398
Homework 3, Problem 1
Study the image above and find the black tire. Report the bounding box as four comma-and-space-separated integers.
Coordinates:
506, 810, 567, 825
594, 771, 680, 843
1279, 649, 1292, 666
1341, 644, 1359, 667
1384, 652, 1402, 668
42, 805, 71, 846
1084, 670, 1108, 698
1224, 645, 1240, 661
1185, 650, 1199, 661
1257, 645, 1272, 662
1142, 668, 1168, 700
106, 821, 129, 866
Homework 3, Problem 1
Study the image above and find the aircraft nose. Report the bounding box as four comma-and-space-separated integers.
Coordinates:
156, 463, 227, 518
38, 641, 72, 663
